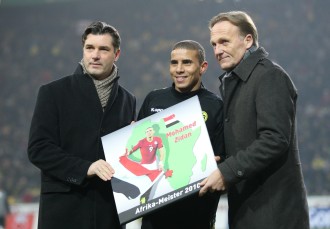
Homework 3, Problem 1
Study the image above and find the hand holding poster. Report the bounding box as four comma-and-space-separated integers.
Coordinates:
101, 96, 217, 225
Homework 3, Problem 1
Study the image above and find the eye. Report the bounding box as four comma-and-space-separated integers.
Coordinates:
182, 60, 192, 65
100, 47, 110, 52
85, 46, 93, 50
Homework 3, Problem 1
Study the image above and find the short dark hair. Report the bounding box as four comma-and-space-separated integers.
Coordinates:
172, 40, 206, 64
82, 21, 121, 51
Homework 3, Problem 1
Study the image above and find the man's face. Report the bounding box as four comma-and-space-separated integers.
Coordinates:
145, 128, 154, 138
210, 20, 252, 72
82, 33, 120, 80
170, 49, 207, 93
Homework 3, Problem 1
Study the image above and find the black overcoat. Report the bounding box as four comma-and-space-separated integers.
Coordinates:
219, 48, 310, 229
28, 65, 136, 229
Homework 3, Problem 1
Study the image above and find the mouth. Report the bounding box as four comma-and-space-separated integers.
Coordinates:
218, 56, 226, 61
90, 63, 102, 67
175, 76, 187, 83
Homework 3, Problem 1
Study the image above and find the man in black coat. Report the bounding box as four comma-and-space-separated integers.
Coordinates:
28, 21, 136, 229
199, 11, 310, 229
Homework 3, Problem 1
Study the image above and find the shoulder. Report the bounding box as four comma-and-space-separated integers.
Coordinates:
256, 58, 296, 92
251, 48, 289, 79
42, 64, 94, 89
197, 89, 224, 120
138, 87, 172, 119
198, 88, 223, 107
142, 87, 172, 104
38, 74, 78, 93
145, 87, 171, 98
118, 85, 136, 100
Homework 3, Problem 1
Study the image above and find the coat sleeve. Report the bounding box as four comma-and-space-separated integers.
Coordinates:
27, 85, 91, 186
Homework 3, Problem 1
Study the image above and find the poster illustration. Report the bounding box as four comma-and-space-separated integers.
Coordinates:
101, 96, 217, 225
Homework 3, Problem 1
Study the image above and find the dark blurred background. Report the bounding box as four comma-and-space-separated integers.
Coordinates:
0, 0, 329, 204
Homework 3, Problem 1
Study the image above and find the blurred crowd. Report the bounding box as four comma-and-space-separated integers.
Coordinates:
0, 0, 329, 204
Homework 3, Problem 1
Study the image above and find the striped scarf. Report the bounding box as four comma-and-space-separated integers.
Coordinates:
80, 61, 118, 110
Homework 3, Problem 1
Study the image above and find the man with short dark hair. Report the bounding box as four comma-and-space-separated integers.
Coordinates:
140, 40, 225, 229
28, 21, 136, 229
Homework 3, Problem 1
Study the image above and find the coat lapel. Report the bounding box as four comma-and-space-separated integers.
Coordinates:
223, 75, 240, 113
77, 73, 104, 116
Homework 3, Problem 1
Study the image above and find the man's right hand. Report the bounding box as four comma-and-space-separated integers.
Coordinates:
87, 159, 115, 181
198, 169, 226, 196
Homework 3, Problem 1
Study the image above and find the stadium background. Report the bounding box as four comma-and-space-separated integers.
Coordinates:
0, 0, 329, 228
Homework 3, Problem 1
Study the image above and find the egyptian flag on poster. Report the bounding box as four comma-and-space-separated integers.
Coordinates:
163, 114, 179, 128
119, 156, 162, 182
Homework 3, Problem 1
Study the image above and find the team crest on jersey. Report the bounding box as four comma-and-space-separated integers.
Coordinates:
202, 111, 208, 122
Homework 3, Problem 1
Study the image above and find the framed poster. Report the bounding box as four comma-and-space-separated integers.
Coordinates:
101, 96, 217, 225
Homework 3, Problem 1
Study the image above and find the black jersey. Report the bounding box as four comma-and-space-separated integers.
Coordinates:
139, 84, 225, 229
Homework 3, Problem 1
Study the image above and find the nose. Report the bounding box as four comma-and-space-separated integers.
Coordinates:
91, 50, 100, 59
214, 44, 223, 55
176, 63, 184, 73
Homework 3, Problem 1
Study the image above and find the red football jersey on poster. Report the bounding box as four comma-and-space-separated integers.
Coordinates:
131, 137, 163, 164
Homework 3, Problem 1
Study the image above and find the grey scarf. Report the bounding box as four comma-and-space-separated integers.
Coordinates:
80, 61, 118, 110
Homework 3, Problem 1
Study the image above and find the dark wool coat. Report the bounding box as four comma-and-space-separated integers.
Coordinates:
28, 65, 136, 229
219, 48, 310, 229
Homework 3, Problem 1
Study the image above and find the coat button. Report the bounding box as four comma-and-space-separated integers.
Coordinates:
237, 170, 243, 177
225, 117, 229, 122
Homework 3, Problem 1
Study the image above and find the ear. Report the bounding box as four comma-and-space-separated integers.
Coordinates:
114, 49, 121, 61
200, 61, 208, 75
244, 34, 254, 49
